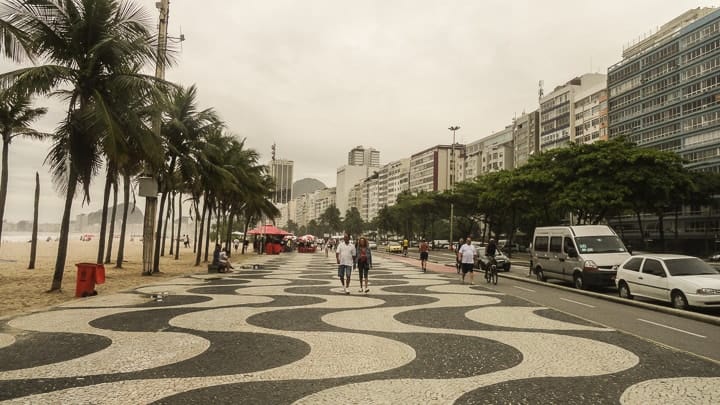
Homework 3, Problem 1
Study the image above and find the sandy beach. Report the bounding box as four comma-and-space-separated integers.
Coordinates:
0, 237, 248, 319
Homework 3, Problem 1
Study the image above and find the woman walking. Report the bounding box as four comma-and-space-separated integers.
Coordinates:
354, 237, 373, 293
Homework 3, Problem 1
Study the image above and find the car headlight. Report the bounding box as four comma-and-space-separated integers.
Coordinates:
696, 288, 720, 295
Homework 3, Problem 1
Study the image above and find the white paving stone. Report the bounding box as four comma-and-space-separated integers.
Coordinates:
620, 377, 720, 405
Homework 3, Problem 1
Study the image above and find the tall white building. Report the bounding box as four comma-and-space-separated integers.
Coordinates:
336, 165, 373, 217
539, 73, 607, 151
348, 145, 380, 167
409, 145, 462, 193
269, 159, 294, 204
480, 126, 514, 174
513, 110, 540, 168
382, 158, 410, 207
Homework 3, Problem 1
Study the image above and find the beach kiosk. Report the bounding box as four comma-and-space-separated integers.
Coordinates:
247, 224, 290, 255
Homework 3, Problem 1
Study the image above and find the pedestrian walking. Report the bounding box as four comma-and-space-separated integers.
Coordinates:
457, 237, 477, 284
184, 234, 190, 248
336, 233, 356, 294
355, 237, 373, 293
455, 237, 464, 274
419, 239, 429, 272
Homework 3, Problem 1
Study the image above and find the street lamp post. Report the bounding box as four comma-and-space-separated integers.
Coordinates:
448, 125, 460, 249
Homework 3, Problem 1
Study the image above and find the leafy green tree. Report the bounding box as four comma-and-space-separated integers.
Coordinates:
320, 205, 342, 234
343, 207, 364, 238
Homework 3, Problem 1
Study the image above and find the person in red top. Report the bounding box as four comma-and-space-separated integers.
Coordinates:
419, 239, 430, 272
354, 237, 373, 293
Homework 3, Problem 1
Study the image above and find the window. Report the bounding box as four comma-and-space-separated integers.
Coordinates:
623, 258, 643, 272
641, 259, 666, 277
549, 236, 562, 253
563, 237, 575, 254
534, 236, 548, 252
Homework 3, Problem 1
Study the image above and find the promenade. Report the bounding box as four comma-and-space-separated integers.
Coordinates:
0, 251, 718, 404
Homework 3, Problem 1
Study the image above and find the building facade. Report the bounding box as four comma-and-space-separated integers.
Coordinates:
608, 7, 720, 173
539, 73, 607, 151
409, 145, 463, 193
348, 145, 380, 167
335, 165, 373, 217
574, 85, 609, 145
513, 110, 540, 168
269, 159, 294, 204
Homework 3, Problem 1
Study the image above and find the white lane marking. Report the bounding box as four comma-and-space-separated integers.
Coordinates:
638, 319, 706, 339
560, 297, 596, 308
513, 286, 536, 292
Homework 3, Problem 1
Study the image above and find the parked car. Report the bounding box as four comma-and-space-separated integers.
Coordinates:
477, 251, 512, 272
386, 241, 402, 253
709, 253, 720, 262
615, 254, 720, 310
433, 240, 450, 249
368, 240, 378, 250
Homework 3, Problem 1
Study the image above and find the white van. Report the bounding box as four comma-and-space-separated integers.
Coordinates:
530, 225, 630, 289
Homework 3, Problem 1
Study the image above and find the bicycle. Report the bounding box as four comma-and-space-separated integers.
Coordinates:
484, 256, 498, 285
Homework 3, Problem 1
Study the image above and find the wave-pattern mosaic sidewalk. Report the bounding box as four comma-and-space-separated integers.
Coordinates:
1, 253, 719, 404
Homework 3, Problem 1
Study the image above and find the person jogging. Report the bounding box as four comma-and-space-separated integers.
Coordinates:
419, 239, 429, 272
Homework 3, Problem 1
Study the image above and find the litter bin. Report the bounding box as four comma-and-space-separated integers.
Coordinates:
75, 263, 99, 297
94, 264, 106, 284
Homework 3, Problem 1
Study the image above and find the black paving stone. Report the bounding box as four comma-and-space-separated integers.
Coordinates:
89, 308, 202, 332
0, 332, 111, 371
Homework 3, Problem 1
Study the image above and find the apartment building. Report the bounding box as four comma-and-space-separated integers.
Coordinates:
409, 145, 463, 193
348, 145, 380, 167
479, 126, 514, 174
269, 159, 294, 204
539, 73, 607, 151
513, 110, 540, 168
292, 187, 336, 228
574, 85, 609, 145
608, 7, 720, 173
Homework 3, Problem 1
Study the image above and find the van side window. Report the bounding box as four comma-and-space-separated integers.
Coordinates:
563, 238, 575, 253
549, 236, 562, 253
623, 258, 643, 271
534, 236, 548, 252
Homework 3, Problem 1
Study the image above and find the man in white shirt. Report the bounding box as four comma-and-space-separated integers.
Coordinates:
336, 233, 356, 294
457, 237, 477, 284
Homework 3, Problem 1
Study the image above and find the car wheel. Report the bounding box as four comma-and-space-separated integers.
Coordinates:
618, 281, 633, 300
505, 264, 511, 272
535, 268, 546, 282
573, 273, 587, 290
671, 291, 689, 310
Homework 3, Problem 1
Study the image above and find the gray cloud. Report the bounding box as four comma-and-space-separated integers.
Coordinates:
1, 0, 715, 223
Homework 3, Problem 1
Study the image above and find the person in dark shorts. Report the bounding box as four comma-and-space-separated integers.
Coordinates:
455, 237, 464, 274
457, 237, 477, 284
354, 237, 373, 293
419, 239, 429, 272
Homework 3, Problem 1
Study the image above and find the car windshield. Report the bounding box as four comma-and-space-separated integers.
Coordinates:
664, 258, 720, 276
574, 236, 627, 254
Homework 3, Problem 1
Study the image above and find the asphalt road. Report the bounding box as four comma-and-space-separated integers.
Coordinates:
380, 247, 720, 363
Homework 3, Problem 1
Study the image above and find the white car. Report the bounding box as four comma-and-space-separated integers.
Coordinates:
368, 240, 378, 250
615, 254, 720, 310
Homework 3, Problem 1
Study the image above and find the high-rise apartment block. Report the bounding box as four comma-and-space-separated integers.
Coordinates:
348, 145, 380, 167
539, 73, 607, 151
269, 159, 294, 204
409, 145, 463, 193
513, 110, 540, 168
608, 7, 720, 173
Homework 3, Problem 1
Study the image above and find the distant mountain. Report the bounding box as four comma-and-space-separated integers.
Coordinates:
293, 178, 326, 197
87, 203, 145, 225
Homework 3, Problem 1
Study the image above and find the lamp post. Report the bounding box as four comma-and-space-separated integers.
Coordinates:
448, 125, 460, 249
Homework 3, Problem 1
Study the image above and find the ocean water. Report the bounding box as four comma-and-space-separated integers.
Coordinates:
1, 232, 89, 243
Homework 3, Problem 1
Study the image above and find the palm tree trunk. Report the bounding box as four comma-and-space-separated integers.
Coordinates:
51, 169, 78, 291
204, 205, 212, 263
116, 173, 130, 268
169, 192, 175, 256
97, 168, 113, 263
161, 193, 172, 256
193, 197, 200, 253
0, 138, 9, 246
174, 191, 182, 260
152, 188, 168, 273
226, 211, 234, 258
28, 172, 39, 269
242, 217, 251, 254
104, 180, 118, 264
195, 197, 207, 266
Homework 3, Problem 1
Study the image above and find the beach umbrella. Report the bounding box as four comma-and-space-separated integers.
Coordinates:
246, 224, 290, 236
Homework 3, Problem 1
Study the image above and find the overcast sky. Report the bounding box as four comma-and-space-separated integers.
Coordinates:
1, 0, 717, 224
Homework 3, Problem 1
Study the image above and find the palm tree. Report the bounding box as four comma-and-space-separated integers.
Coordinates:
152, 85, 220, 272
0, 0, 167, 291
0, 89, 47, 245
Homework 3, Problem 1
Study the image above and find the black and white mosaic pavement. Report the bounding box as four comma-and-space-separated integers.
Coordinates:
0, 252, 719, 404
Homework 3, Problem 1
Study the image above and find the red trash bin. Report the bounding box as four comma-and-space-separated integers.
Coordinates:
75, 263, 98, 297
94, 264, 106, 284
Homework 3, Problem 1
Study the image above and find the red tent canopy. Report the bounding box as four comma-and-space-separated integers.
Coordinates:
246, 224, 290, 236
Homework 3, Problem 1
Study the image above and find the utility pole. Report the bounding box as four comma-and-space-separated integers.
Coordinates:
448, 125, 460, 249
141, 0, 170, 275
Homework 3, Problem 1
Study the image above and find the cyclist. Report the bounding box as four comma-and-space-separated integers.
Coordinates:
402, 238, 409, 257
485, 238, 498, 274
